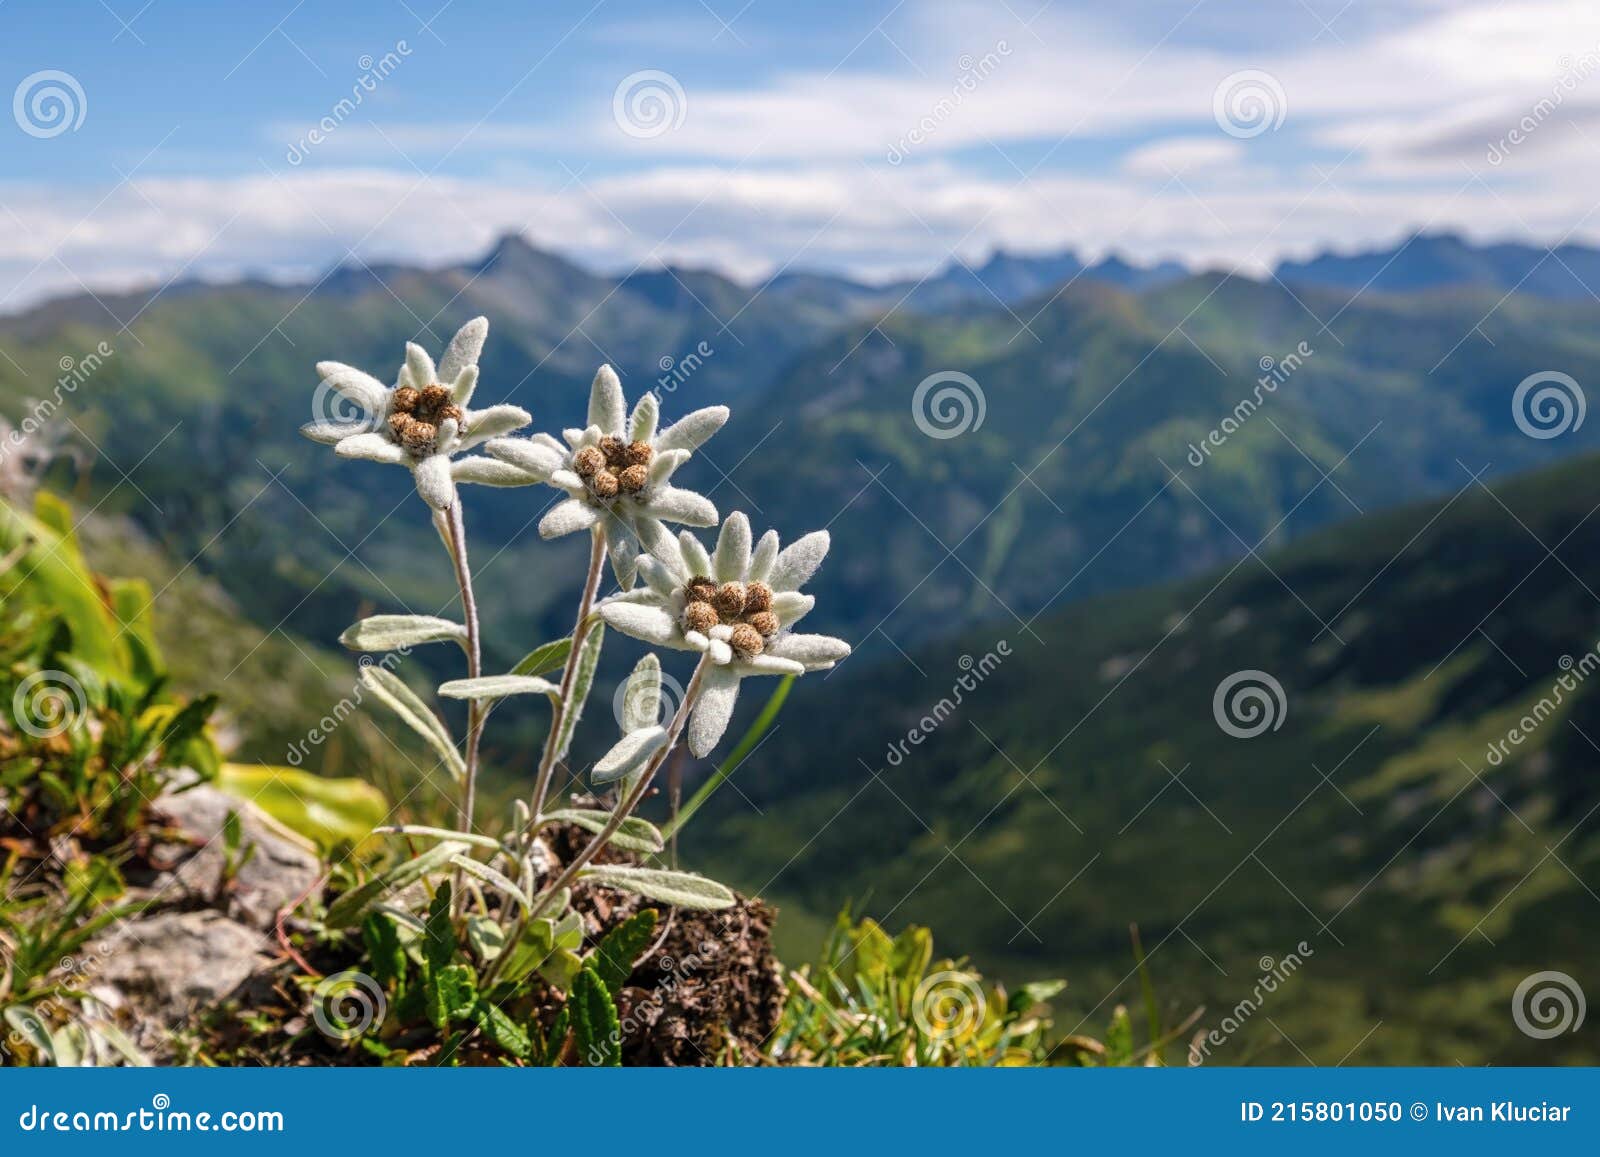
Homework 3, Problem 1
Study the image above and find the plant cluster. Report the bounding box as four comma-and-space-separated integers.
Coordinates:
295, 318, 850, 1063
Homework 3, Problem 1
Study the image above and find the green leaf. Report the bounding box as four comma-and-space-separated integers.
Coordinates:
544, 808, 664, 854
340, 614, 467, 652
550, 624, 604, 765
428, 963, 478, 1030
546, 1005, 572, 1067
591, 725, 667, 785
510, 637, 573, 679
325, 841, 466, 928
359, 666, 465, 781
570, 966, 621, 1067
1009, 979, 1068, 1018
362, 914, 407, 988
619, 654, 663, 732
218, 763, 388, 850
438, 674, 559, 701
576, 865, 736, 910
472, 999, 531, 1059
424, 884, 457, 976
591, 909, 658, 998
448, 854, 530, 911
373, 824, 502, 850
466, 916, 506, 962
537, 948, 583, 992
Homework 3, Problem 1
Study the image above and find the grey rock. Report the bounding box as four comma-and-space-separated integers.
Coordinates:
87, 911, 267, 1024
150, 785, 321, 929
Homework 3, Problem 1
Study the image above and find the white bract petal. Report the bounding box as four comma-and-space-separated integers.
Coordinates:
593, 726, 669, 785
687, 666, 741, 757
451, 457, 540, 487
748, 530, 780, 584
769, 530, 830, 592
404, 342, 437, 389
645, 487, 717, 528
449, 365, 480, 408
656, 406, 729, 453
740, 654, 807, 676
412, 453, 456, 510
438, 316, 488, 384
588, 364, 627, 436
540, 497, 602, 538
678, 530, 713, 578
485, 436, 564, 479
766, 632, 851, 670
302, 420, 367, 445
459, 404, 531, 449
336, 432, 406, 464
315, 361, 389, 414
630, 391, 660, 443
771, 591, 815, 626
598, 601, 680, 646
649, 447, 690, 485
713, 512, 752, 583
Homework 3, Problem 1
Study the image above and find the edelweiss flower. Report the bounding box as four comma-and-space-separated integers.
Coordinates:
300, 317, 536, 510
484, 365, 725, 585
598, 512, 851, 756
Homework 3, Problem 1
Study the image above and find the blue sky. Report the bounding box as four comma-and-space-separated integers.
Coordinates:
2, 0, 1598, 307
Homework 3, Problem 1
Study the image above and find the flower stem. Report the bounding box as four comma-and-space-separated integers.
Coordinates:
528, 654, 710, 919
445, 502, 485, 833
528, 523, 607, 824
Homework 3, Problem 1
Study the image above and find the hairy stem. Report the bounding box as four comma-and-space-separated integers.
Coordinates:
445, 502, 485, 832
528, 523, 607, 823
529, 654, 710, 918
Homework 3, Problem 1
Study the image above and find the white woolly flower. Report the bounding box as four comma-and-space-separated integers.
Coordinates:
597, 511, 850, 757
484, 365, 726, 586
300, 317, 537, 511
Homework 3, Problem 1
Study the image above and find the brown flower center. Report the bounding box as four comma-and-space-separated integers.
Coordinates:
681, 578, 778, 656
574, 436, 654, 500
388, 384, 463, 456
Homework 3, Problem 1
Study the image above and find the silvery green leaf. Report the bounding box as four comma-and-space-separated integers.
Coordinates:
713, 512, 752, 583
448, 854, 530, 911
451, 457, 538, 486
748, 530, 780, 584
544, 809, 664, 854
678, 530, 713, 579
4, 1007, 51, 1060
576, 865, 736, 910
655, 405, 729, 453
629, 390, 659, 443
621, 654, 663, 732
404, 341, 436, 389
51, 1021, 89, 1068
467, 915, 507, 962
591, 725, 668, 785
588, 364, 626, 436
608, 529, 639, 589
439, 316, 488, 385
360, 665, 465, 781
374, 824, 503, 850
438, 674, 559, 701
688, 665, 742, 757
768, 530, 831, 592
550, 623, 604, 764
326, 840, 466, 927
86, 1020, 149, 1067
412, 454, 456, 510
512, 637, 573, 678
340, 614, 466, 652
